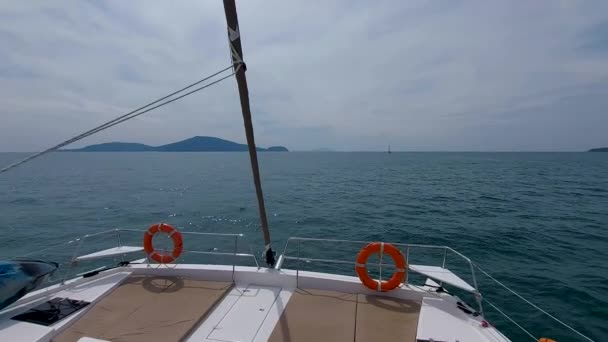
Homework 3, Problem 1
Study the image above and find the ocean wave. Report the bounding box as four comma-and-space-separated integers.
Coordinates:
8, 197, 40, 205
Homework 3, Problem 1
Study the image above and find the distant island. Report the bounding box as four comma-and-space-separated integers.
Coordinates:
588, 147, 608, 152
63, 136, 288, 152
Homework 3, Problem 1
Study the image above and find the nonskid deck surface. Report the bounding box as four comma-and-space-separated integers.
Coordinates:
52, 275, 232, 342
355, 293, 421, 341
50, 275, 421, 342
268, 288, 421, 342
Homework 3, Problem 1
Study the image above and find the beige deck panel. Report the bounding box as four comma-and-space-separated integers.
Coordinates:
355, 294, 421, 342
269, 289, 421, 342
52, 276, 232, 342
268, 288, 357, 342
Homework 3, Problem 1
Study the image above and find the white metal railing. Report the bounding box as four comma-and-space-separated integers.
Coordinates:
276, 237, 482, 309
9, 233, 595, 341
11, 228, 260, 284
116, 228, 260, 268
276, 236, 595, 342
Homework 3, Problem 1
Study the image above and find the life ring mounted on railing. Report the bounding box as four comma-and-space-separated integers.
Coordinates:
143, 223, 183, 264
356, 242, 407, 291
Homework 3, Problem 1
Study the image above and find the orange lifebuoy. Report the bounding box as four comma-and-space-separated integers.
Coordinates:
356, 242, 407, 291
143, 223, 183, 264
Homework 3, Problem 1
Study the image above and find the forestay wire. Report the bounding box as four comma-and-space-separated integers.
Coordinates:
0, 65, 238, 175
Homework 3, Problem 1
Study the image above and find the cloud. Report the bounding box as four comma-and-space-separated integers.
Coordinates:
1, 0, 607, 151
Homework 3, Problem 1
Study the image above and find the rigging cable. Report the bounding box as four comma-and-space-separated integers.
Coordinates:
481, 296, 538, 341
0, 65, 237, 175
55, 65, 235, 148
475, 264, 595, 342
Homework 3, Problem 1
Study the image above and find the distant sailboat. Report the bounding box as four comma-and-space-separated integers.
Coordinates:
388, 144, 392, 154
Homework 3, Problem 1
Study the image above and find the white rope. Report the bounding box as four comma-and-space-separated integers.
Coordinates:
0, 65, 236, 175
475, 264, 595, 342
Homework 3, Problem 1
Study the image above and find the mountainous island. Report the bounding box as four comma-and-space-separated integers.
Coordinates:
588, 147, 608, 152
63, 136, 288, 152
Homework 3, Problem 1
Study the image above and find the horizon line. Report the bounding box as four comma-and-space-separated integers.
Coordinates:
0, 150, 599, 153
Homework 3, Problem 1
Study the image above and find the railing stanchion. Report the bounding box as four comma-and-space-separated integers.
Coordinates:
62, 237, 85, 285
378, 244, 383, 291
116, 229, 122, 247
232, 235, 238, 282
297, 239, 301, 288
115, 229, 124, 263
439, 247, 448, 287
405, 245, 410, 285
470, 262, 483, 316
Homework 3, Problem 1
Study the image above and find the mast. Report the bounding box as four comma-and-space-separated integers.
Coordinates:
222, 0, 275, 266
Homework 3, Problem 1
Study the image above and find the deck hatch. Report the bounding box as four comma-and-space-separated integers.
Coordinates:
11, 297, 90, 326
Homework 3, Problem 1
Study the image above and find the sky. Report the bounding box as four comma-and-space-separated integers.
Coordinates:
0, 1, 607, 152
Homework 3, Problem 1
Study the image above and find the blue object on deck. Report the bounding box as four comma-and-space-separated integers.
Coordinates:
0, 259, 58, 311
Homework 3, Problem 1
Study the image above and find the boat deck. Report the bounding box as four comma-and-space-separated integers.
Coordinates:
269, 289, 420, 342
52, 276, 232, 342
0, 264, 510, 342
51, 276, 421, 342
